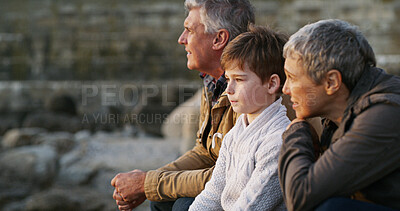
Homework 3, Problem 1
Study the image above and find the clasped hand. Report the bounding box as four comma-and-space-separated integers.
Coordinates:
111, 169, 147, 210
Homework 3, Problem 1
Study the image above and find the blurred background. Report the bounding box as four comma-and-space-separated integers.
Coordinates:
0, 0, 399, 210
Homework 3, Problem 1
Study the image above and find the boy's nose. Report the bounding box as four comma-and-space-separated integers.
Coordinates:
226, 83, 235, 95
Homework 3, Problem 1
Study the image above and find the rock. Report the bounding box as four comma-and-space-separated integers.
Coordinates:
89, 170, 116, 196
0, 145, 58, 188
34, 131, 75, 154
22, 111, 83, 133
56, 133, 181, 187
1, 128, 46, 149
0, 132, 182, 211
162, 89, 201, 154
0, 182, 32, 209
0, 112, 25, 136
74, 129, 92, 142
23, 187, 115, 211
130, 84, 198, 137
56, 140, 95, 186
2, 201, 26, 211
45, 93, 77, 116
132, 106, 174, 137
80, 106, 124, 132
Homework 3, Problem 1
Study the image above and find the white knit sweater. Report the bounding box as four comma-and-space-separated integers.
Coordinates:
189, 98, 290, 211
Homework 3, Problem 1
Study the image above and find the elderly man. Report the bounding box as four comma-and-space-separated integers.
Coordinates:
111, 0, 255, 210
279, 19, 400, 211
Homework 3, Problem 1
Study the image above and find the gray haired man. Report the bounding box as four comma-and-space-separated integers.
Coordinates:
279, 19, 400, 211
111, 1, 255, 210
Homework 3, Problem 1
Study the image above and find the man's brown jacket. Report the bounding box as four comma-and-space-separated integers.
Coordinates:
144, 86, 238, 201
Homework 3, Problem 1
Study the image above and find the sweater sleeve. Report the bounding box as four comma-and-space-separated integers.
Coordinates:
278, 104, 400, 211
231, 131, 284, 211
144, 142, 216, 201
188, 132, 232, 211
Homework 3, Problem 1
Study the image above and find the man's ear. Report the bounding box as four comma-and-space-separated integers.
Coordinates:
324, 69, 342, 95
212, 29, 229, 51
265, 74, 280, 94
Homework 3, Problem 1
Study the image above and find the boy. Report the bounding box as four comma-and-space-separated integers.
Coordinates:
189, 25, 289, 210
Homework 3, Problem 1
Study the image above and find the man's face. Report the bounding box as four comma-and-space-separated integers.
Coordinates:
225, 63, 274, 116
178, 8, 217, 74
283, 55, 329, 119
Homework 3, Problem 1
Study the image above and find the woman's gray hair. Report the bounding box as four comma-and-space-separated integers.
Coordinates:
283, 19, 376, 91
184, 0, 255, 41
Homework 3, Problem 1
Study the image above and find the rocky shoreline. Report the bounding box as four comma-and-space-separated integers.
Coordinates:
0, 82, 201, 211
0, 127, 183, 211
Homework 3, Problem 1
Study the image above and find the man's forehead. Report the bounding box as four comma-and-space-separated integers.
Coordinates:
186, 8, 204, 25
185, 15, 202, 28
284, 55, 304, 75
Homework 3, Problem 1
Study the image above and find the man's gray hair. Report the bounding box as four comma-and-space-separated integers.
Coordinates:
283, 19, 376, 91
184, 0, 255, 41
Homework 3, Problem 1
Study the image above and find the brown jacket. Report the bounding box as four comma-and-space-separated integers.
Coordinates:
278, 67, 400, 211
144, 86, 239, 201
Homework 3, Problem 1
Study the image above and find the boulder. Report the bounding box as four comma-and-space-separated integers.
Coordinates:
23, 187, 115, 211
131, 106, 174, 137
80, 106, 124, 132
22, 112, 83, 133
34, 131, 75, 154
161, 89, 201, 154
0, 182, 32, 209
45, 93, 78, 116
1, 128, 46, 149
0, 112, 25, 136
56, 133, 181, 187
130, 84, 198, 137
0, 145, 58, 188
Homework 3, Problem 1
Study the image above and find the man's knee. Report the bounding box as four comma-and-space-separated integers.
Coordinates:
315, 197, 396, 211
315, 197, 351, 211
149, 198, 194, 211
172, 197, 195, 211
149, 200, 174, 211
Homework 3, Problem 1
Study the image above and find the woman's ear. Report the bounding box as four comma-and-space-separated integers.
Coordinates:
324, 69, 342, 95
212, 29, 229, 51
266, 74, 280, 94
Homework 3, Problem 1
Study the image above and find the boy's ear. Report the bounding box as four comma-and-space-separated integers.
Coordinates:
324, 69, 342, 95
212, 29, 229, 51
265, 74, 280, 94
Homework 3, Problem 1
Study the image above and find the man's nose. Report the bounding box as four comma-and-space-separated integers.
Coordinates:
178, 31, 187, 45
282, 81, 290, 95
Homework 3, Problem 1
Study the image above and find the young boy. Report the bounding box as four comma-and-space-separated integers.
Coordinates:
189, 25, 289, 210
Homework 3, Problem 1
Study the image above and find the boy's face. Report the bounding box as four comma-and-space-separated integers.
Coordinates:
225, 63, 275, 116
282, 55, 329, 119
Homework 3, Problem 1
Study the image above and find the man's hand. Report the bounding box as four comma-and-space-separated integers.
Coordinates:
111, 169, 147, 209
113, 189, 137, 211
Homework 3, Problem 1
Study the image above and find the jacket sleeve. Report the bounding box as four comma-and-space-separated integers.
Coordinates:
157, 142, 216, 171
144, 142, 216, 201
231, 132, 284, 211
278, 104, 400, 211
188, 133, 232, 210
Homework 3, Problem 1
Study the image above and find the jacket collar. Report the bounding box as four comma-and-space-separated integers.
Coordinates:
345, 67, 382, 115
325, 67, 381, 144
212, 91, 231, 109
